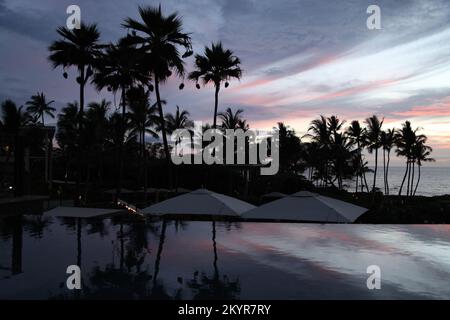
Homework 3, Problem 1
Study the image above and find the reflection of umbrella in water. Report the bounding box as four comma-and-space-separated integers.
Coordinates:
187, 220, 240, 299
144, 189, 252, 296
43, 207, 123, 268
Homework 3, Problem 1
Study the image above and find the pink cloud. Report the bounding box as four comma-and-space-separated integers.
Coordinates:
392, 97, 450, 117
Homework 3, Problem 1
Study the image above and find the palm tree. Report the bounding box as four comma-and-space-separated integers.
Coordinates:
127, 86, 159, 193
330, 132, 353, 190
93, 38, 151, 197
165, 106, 194, 134
48, 23, 103, 128
380, 128, 395, 195
218, 108, 248, 130
412, 141, 435, 196
85, 100, 110, 184
25, 92, 56, 125
363, 115, 383, 194
395, 121, 421, 196
56, 102, 79, 182
307, 116, 330, 186
189, 42, 242, 129
218, 108, 249, 168
346, 120, 369, 192
123, 5, 193, 161
0, 100, 31, 132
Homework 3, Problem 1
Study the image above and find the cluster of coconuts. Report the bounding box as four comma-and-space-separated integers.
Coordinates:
193, 81, 229, 90
63, 66, 93, 84
63, 61, 230, 92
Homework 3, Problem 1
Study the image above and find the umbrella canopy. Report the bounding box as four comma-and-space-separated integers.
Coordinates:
242, 191, 367, 223
43, 206, 123, 218
141, 188, 255, 217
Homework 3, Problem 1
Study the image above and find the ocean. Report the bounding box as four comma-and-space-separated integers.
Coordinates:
343, 166, 450, 197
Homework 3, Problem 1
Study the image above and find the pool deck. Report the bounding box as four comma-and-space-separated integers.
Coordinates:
0, 195, 48, 216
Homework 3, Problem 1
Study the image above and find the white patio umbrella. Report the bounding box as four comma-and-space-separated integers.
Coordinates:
141, 188, 255, 217
242, 191, 368, 223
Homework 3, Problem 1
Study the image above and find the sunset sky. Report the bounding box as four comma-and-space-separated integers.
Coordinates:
1, 0, 450, 165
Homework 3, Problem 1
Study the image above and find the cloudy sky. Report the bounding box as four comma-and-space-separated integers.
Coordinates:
1, 0, 450, 165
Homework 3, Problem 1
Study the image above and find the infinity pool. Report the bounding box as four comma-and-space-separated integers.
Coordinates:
1, 215, 450, 299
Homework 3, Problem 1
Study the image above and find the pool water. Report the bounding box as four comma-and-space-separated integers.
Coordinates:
1, 215, 450, 299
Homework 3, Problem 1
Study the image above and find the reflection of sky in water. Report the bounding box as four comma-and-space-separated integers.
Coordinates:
1, 216, 450, 299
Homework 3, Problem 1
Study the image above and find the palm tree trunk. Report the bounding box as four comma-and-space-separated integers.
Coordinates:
357, 144, 369, 193
154, 77, 170, 162
116, 86, 126, 201
383, 149, 386, 195
410, 161, 415, 197
386, 150, 391, 195
362, 168, 369, 192
79, 66, 85, 129
372, 148, 378, 193
399, 160, 408, 196
42, 113, 45, 126
407, 160, 411, 197
213, 83, 220, 129
414, 164, 421, 196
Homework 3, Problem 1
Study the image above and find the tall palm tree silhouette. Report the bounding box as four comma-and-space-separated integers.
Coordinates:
48, 23, 103, 128
308, 116, 330, 186
189, 42, 242, 129
25, 92, 55, 125
127, 86, 159, 194
123, 5, 193, 162
85, 100, 110, 184
56, 102, 79, 182
412, 140, 435, 196
164, 106, 193, 190
93, 39, 150, 198
380, 128, 395, 195
346, 120, 369, 192
363, 115, 383, 194
395, 121, 419, 196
